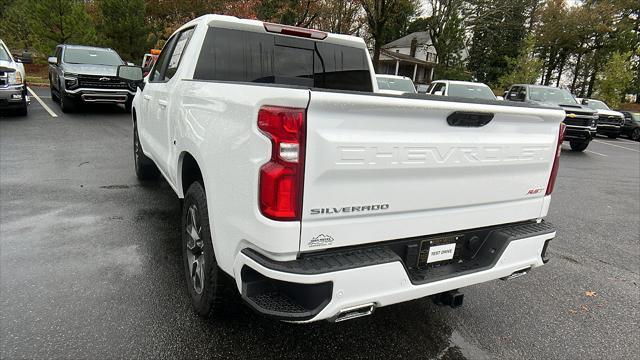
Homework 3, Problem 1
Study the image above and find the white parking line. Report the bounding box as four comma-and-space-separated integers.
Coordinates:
585, 149, 608, 157
616, 137, 639, 145
27, 87, 58, 118
593, 140, 639, 153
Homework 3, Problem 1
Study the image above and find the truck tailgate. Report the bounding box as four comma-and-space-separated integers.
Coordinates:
300, 91, 565, 251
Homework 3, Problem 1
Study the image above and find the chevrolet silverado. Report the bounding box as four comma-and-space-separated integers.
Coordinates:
120, 15, 565, 323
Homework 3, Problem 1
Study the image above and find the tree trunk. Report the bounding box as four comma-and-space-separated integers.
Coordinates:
571, 52, 583, 93
372, 41, 381, 70
586, 69, 597, 98
556, 55, 567, 88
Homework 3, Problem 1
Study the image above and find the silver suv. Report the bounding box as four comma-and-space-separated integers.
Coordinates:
48, 45, 135, 113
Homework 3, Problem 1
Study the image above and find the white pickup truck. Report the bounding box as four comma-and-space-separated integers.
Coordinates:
120, 15, 565, 323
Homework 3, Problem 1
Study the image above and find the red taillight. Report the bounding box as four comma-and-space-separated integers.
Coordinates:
546, 123, 566, 195
263, 22, 328, 39
258, 106, 306, 220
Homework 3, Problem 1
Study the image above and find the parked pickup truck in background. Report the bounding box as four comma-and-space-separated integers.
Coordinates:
0, 39, 30, 116
505, 84, 597, 152
121, 15, 565, 323
577, 98, 625, 139
48, 45, 135, 113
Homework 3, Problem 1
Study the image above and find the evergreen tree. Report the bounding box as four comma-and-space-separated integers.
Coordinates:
97, 0, 149, 63
467, 0, 531, 87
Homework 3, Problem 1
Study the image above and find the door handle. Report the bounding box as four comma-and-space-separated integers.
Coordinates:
447, 111, 494, 127
143, 95, 152, 100
158, 100, 168, 107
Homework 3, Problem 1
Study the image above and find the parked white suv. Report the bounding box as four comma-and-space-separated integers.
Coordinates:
427, 80, 497, 101
121, 15, 565, 323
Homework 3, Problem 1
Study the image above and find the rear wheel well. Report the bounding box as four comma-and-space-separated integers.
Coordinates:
181, 153, 203, 196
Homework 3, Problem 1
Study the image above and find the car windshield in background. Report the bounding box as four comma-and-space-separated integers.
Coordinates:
377, 77, 416, 93
631, 113, 640, 122
586, 100, 610, 110
0, 45, 10, 61
63, 48, 123, 66
529, 86, 577, 105
448, 84, 496, 100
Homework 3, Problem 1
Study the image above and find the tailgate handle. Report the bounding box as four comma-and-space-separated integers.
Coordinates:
447, 112, 494, 127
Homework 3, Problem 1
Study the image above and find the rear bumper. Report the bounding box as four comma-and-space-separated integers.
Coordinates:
234, 221, 555, 322
65, 88, 134, 104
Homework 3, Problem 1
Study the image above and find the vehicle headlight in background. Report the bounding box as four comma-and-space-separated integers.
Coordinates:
8, 71, 23, 85
64, 73, 78, 89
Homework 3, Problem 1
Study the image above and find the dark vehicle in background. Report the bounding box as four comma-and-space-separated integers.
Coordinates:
505, 84, 598, 152
48, 45, 135, 113
620, 111, 640, 141
577, 98, 625, 139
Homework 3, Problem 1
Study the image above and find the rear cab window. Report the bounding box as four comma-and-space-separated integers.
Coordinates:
193, 27, 373, 92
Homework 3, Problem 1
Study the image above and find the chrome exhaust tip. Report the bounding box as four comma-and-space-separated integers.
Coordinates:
501, 267, 531, 281
334, 303, 375, 322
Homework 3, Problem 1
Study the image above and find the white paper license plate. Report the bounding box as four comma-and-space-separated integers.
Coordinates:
426, 243, 457, 264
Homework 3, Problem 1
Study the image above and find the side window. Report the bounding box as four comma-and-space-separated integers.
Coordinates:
149, 36, 177, 82
55, 47, 62, 65
432, 82, 446, 94
165, 28, 195, 80
507, 86, 521, 101
426, 83, 435, 93
518, 87, 527, 101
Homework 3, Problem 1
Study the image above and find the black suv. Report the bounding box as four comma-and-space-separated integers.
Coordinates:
505, 84, 598, 152
48, 45, 135, 112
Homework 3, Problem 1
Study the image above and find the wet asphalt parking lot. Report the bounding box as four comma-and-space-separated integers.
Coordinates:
1, 88, 639, 359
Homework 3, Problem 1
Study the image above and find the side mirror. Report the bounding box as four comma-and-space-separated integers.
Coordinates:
127, 62, 134, 66
48, 56, 57, 65
581, 99, 588, 105
117, 65, 143, 82
18, 52, 33, 64
433, 90, 443, 96
496, 96, 504, 101
117, 65, 144, 90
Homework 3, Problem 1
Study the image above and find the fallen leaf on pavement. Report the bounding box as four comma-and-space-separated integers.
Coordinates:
585, 291, 597, 297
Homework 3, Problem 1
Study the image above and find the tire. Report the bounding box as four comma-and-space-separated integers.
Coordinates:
632, 128, 640, 142
16, 102, 28, 116
124, 99, 133, 113
59, 91, 75, 113
133, 123, 159, 180
182, 181, 222, 317
50, 79, 59, 103
570, 140, 589, 152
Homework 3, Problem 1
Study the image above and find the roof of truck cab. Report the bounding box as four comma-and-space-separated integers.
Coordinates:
433, 80, 491, 87
179, 14, 368, 50
376, 74, 412, 80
